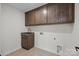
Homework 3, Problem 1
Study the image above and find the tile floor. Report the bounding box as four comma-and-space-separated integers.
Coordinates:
7, 47, 59, 56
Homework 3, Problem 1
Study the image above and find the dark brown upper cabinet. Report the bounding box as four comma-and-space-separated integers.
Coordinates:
58, 3, 74, 23
34, 5, 47, 25
25, 3, 74, 26
47, 4, 59, 24
25, 10, 35, 26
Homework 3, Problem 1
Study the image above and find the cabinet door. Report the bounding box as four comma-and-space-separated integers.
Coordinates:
68, 3, 74, 22
21, 35, 28, 49
58, 3, 74, 23
35, 6, 47, 24
47, 4, 59, 24
25, 10, 35, 25
28, 34, 34, 49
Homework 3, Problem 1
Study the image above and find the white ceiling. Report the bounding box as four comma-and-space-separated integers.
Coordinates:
7, 3, 47, 12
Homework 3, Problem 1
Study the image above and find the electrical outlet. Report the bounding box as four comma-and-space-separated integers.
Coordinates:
40, 32, 43, 35
54, 37, 56, 40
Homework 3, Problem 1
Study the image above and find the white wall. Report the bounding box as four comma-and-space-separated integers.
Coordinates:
26, 23, 73, 55
62, 3, 79, 56
34, 32, 72, 55
0, 4, 2, 54
1, 4, 27, 55
27, 24, 73, 33
72, 3, 79, 47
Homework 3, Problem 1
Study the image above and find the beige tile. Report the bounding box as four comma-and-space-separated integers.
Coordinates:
7, 47, 59, 56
